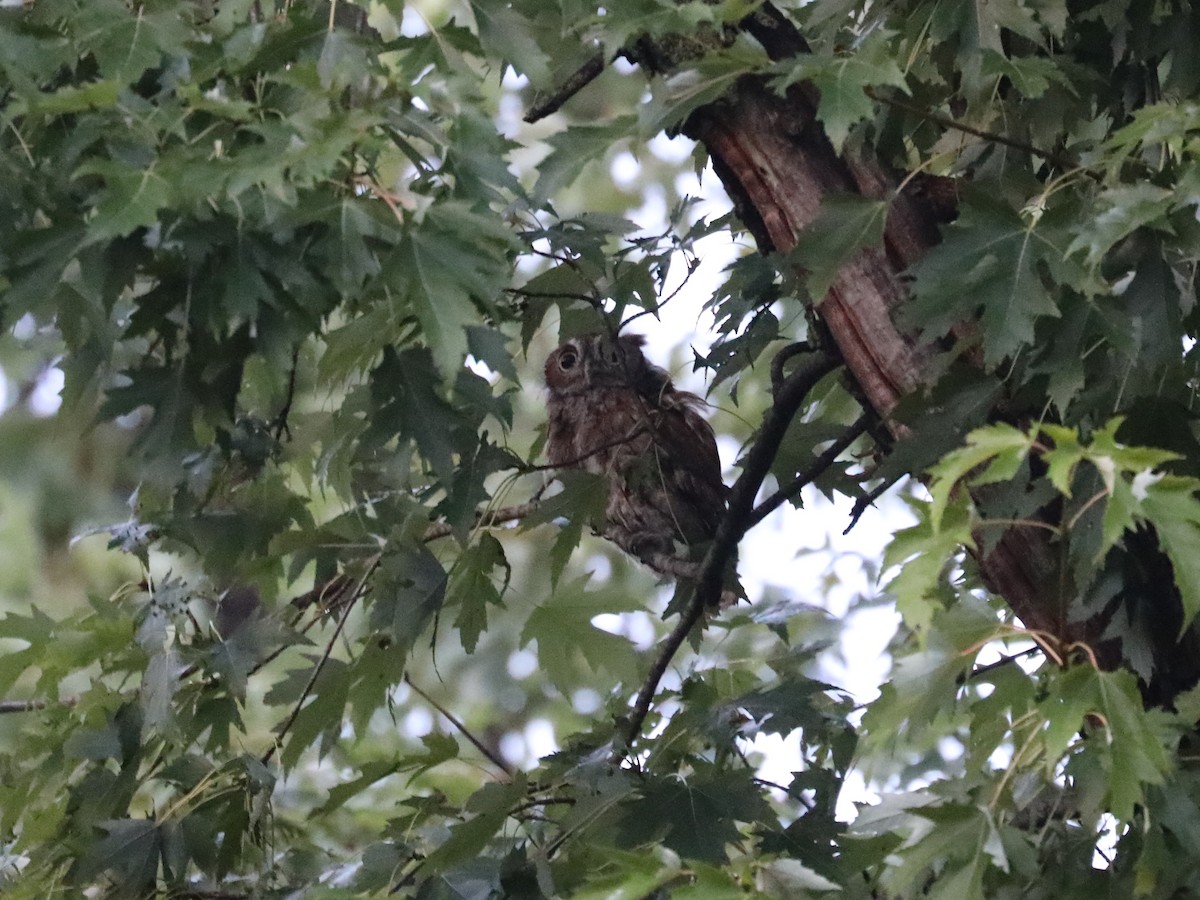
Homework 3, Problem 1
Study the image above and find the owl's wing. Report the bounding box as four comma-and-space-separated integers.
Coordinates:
652, 390, 728, 537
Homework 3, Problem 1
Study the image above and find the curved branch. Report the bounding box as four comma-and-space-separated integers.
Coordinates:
621, 348, 841, 752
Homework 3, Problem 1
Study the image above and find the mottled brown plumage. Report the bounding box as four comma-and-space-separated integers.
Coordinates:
544, 333, 728, 574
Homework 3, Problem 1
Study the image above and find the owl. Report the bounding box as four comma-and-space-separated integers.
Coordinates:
544, 332, 729, 578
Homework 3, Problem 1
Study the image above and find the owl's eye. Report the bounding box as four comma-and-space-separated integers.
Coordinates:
558, 350, 578, 370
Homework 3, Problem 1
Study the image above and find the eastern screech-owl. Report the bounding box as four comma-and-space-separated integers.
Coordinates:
544, 332, 728, 575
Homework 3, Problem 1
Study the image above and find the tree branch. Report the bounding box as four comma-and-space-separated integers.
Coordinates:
770, 341, 814, 395
843, 475, 902, 535
262, 557, 379, 765
0, 504, 544, 720
403, 674, 513, 777
864, 87, 1084, 174
621, 347, 842, 753
747, 411, 871, 529
273, 345, 301, 442
0, 699, 52, 714
421, 503, 541, 542
524, 51, 607, 123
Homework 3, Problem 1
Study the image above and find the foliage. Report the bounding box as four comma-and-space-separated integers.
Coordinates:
3, 0, 1200, 898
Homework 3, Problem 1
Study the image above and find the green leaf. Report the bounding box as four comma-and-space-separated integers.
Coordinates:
79, 819, 161, 890
447, 533, 509, 653
25, 80, 121, 114
907, 194, 1062, 367
369, 347, 463, 480
316, 735, 460, 815
980, 49, 1072, 99
1039, 423, 1085, 496
927, 423, 1033, 531
74, 160, 173, 243
423, 774, 527, 873
1068, 183, 1176, 269
523, 470, 609, 586
789, 194, 887, 301
468, 0, 552, 88
617, 766, 772, 862
1046, 667, 1172, 822
570, 848, 682, 900
277, 658, 351, 770
531, 118, 637, 205
884, 500, 975, 632
639, 44, 767, 134
770, 35, 907, 151
520, 575, 639, 693
370, 543, 449, 652
385, 203, 518, 374
466, 325, 519, 382
1141, 476, 1200, 631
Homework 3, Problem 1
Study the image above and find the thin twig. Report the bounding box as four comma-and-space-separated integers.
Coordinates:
421, 503, 540, 542
262, 557, 379, 765
524, 51, 607, 123
620, 347, 842, 754
273, 345, 301, 442
955, 647, 1041, 685
865, 87, 1084, 174
505, 287, 599, 305
403, 675, 513, 777
747, 412, 871, 529
843, 476, 901, 534
0, 699, 51, 714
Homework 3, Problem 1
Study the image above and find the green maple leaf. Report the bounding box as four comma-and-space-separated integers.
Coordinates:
520, 575, 639, 694
907, 193, 1062, 367
468, 0, 552, 88
617, 767, 772, 862
447, 534, 510, 653
384, 203, 518, 374
74, 159, 173, 244
771, 37, 907, 152
790, 194, 888, 301
1141, 476, 1200, 632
